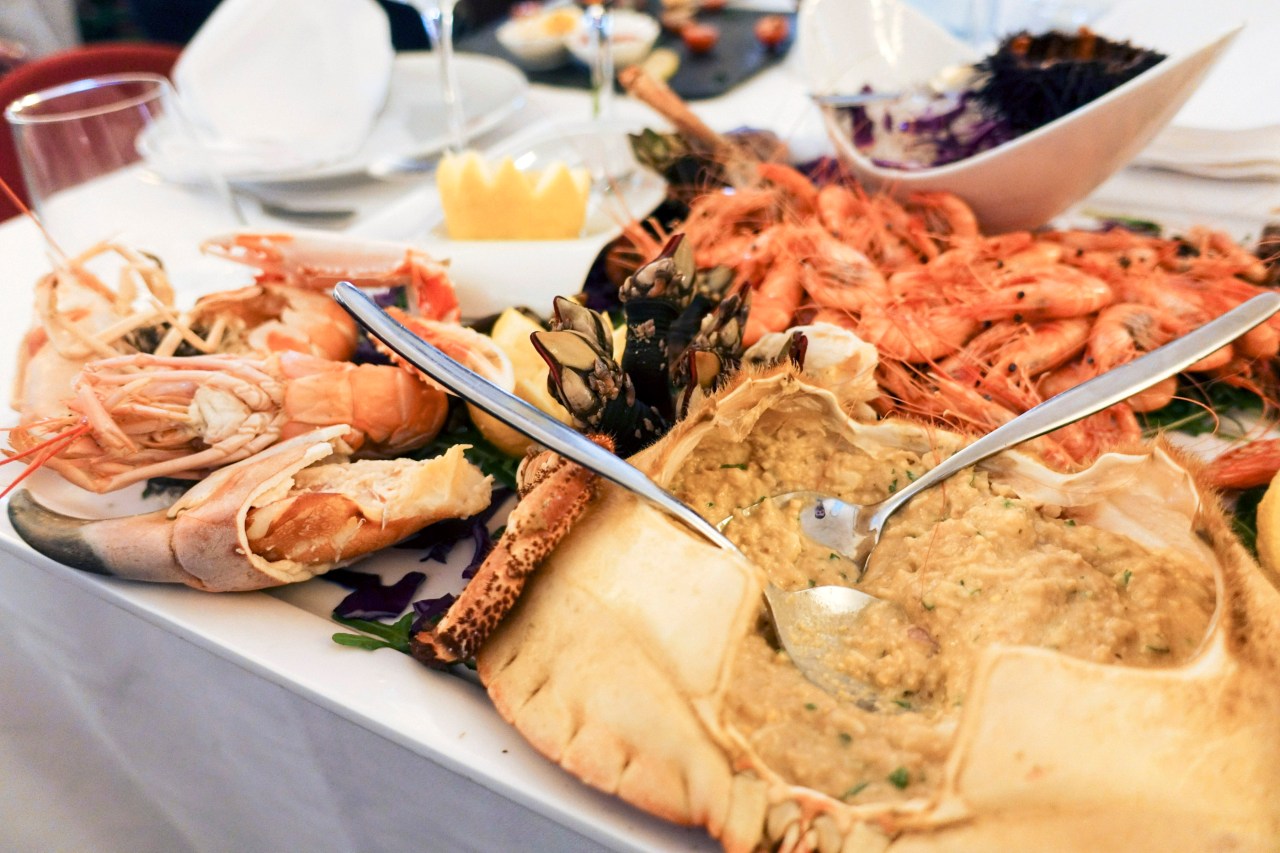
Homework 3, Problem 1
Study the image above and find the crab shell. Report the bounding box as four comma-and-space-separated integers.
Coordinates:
477, 370, 1280, 851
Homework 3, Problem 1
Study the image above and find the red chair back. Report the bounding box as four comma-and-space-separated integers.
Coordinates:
0, 42, 183, 222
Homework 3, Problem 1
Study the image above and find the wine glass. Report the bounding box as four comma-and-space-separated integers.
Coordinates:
4, 72, 244, 268
405, 0, 467, 153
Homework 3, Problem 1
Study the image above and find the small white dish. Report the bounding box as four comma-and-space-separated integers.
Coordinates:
352, 120, 667, 318
799, 0, 1242, 232
494, 6, 582, 71
565, 9, 660, 70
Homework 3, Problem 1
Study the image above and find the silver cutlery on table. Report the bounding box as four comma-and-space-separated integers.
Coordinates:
235, 189, 357, 224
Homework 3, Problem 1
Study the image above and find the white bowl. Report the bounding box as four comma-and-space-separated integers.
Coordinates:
495, 7, 581, 71
798, 0, 1242, 233
565, 9, 660, 71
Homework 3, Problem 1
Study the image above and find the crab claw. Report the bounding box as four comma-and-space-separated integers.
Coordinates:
8, 425, 492, 592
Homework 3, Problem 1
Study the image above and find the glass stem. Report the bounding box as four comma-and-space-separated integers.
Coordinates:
587, 4, 614, 122
420, 0, 466, 153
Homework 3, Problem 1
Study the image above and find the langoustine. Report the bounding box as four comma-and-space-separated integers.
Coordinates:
7, 350, 448, 494
8, 425, 493, 592
201, 229, 461, 322
8, 231, 472, 495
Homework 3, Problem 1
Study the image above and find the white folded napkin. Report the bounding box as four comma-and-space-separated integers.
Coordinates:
173, 0, 394, 177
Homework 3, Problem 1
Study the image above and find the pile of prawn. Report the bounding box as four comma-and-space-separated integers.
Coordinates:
631, 159, 1279, 475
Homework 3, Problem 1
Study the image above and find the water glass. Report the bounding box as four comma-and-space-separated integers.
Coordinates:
4, 72, 243, 264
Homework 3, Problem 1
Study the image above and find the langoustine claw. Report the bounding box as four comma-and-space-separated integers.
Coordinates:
8, 425, 493, 592
411, 440, 603, 668
201, 229, 461, 322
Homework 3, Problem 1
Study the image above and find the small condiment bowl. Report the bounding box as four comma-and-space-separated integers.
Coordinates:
565, 9, 661, 70
798, 0, 1242, 232
496, 6, 582, 71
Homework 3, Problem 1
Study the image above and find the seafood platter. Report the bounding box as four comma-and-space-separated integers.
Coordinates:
5, 46, 1280, 853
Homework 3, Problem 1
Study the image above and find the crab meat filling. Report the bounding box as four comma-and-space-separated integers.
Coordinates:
668, 412, 1215, 804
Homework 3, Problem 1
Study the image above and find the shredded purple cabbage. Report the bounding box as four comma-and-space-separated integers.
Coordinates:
325, 568, 427, 620
411, 593, 457, 633
348, 286, 410, 365
395, 486, 513, 578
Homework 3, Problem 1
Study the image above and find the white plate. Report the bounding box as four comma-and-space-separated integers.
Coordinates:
352, 120, 668, 318
162, 53, 528, 185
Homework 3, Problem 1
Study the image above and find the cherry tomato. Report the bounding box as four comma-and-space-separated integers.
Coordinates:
700, 0, 727, 12
510, 2, 543, 18
753, 15, 790, 50
681, 22, 720, 54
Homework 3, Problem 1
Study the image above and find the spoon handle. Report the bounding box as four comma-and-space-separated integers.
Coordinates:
870, 292, 1280, 529
332, 283, 738, 552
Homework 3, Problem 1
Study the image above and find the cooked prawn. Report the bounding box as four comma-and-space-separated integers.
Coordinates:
965, 265, 1114, 322
5, 351, 448, 494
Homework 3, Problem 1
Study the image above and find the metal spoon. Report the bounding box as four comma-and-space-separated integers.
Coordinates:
236, 189, 357, 224
725, 292, 1280, 578
809, 91, 903, 109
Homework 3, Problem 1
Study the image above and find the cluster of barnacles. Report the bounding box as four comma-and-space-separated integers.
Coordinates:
530, 234, 750, 456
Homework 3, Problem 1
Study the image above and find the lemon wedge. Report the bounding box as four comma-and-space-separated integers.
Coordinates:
437, 150, 591, 241
1254, 469, 1280, 576
476, 309, 571, 456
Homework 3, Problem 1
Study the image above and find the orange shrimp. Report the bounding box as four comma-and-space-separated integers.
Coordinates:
754, 161, 819, 218
857, 298, 977, 363
1052, 404, 1142, 462
815, 183, 863, 236
1201, 438, 1280, 490
743, 261, 804, 346
967, 265, 1113, 322
793, 228, 888, 313
1087, 303, 1184, 369
1237, 322, 1280, 360
1040, 356, 1175, 417
1169, 226, 1270, 283
1036, 358, 1096, 400
943, 318, 1092, 411
904, 191, 981, 247
875, 360, 1075, 469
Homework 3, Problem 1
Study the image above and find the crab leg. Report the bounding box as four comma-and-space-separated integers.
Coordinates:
412, 444, 602, 668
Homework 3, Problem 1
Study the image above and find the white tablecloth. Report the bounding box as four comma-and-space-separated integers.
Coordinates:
1, 26, 1278, 853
